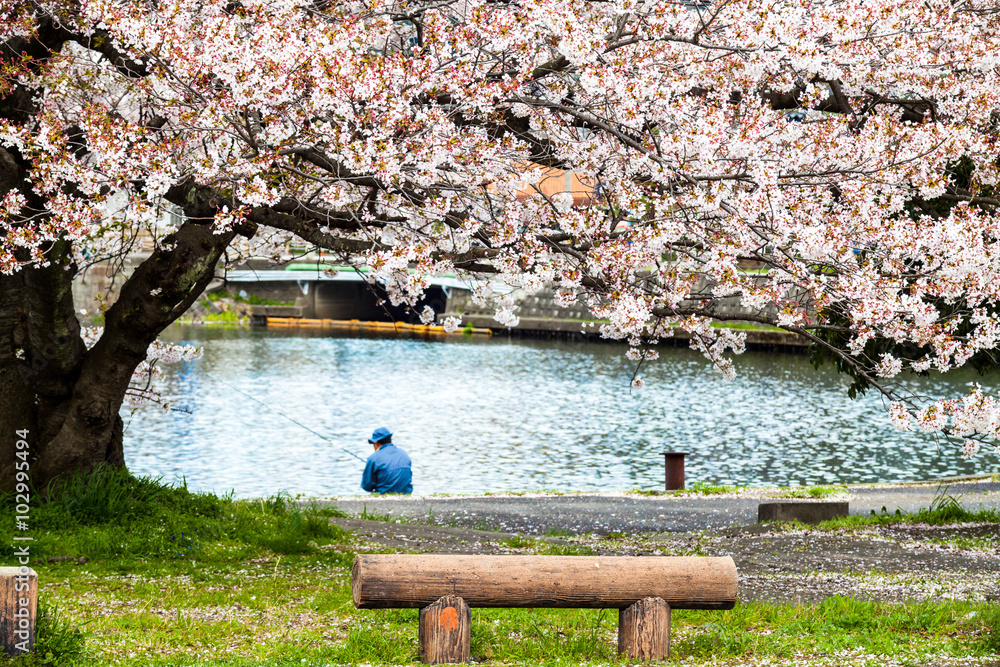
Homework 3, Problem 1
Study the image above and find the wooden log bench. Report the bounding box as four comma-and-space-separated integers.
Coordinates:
352, 554, 737, 663
1, 567, 38, 656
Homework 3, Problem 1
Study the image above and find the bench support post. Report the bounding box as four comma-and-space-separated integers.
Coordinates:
419, 595, 470, 664
618, 597, 670, 661
0, 567, 37, 656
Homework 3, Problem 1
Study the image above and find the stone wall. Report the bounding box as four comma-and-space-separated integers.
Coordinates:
442, 279, 809, 349
444, 276, 801, 325
446, 286, 588, 321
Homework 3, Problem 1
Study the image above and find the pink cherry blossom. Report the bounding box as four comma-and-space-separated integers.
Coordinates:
4, 0, 1000, 463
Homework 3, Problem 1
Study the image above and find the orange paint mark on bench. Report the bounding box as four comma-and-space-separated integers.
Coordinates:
439, 606, 459, 632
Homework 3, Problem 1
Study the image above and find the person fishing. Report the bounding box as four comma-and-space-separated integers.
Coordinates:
361, 427, 413, 495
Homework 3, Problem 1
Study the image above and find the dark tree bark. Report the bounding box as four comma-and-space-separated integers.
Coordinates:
34, 218, 250, 489
0, 14, 263, 492
0, 212, 253, 492
0, 241, 89, 491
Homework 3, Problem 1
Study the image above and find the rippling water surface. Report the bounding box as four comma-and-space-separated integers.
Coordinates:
122, 326, 1000, 497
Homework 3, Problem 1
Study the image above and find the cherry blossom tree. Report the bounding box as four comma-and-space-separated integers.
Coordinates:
3, 0, 999, 491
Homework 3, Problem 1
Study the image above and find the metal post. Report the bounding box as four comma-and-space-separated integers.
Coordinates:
660, 452, 689, 490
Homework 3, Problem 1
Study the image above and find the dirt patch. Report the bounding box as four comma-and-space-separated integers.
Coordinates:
705, 523, 1000, 604
333, 518, 529, 553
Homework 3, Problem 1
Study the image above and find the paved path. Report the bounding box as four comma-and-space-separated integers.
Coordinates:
321, 478, 1000, 535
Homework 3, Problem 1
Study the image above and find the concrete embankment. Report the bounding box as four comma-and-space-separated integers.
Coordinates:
443, 284, 809, 350
253, 310, 807, 350
75, 253, 808, 352
452, 313, 808, 349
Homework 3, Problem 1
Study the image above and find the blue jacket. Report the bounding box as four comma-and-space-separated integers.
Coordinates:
361, 443, 413, 494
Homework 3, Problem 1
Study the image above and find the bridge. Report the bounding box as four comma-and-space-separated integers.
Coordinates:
222, 265, 480, 322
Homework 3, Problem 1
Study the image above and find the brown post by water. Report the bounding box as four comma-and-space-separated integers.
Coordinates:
0, 567, 37, 656
618, 597, 671, 661
661, 452, 689, 490
419, 595, 471, 664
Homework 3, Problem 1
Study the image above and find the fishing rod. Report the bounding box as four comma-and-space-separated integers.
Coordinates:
201, 369, 368, 462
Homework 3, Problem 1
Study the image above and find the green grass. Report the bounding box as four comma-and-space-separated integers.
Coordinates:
537, 543, 596, 556
1, 469, 996, 666
177, 290, 295, 324
1, 467, 348, 564
498, 535, 594, 555
501, 535, 536, 549
600, 531, 629, 539
709, 321, 784, 331
929, 533, 1000, 551
818, 489, 1000, 530
626, 487, 660, 496
631, 483, 845, 498
671, 596, 998, 661
0, 467, 356, 666
358, 505, 397, 523
781, 485, 843, 499
184, 311, 245, 324
318, 599, 1000, 664
685, 481, 740, 495
544, 527, 574, 538
1, 602, 89, 666
479, 489, 574, 497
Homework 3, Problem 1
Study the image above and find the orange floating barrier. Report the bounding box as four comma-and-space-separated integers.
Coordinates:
263, 317, 492, 336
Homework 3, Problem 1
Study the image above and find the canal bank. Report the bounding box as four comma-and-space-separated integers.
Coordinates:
440, 283, 809, 349
447, 313, 808, 349
250, 312, 807, 349
321, 477, 1000, 536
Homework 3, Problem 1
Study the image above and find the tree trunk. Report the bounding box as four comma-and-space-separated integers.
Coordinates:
31, 217, 245, 491
0, 567, 37, 656
0, 242, 93, 492
1, 22, 255, 493
0, 211, 250, 492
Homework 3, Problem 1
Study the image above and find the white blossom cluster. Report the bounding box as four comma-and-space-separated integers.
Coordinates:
888, 385, 1000, 458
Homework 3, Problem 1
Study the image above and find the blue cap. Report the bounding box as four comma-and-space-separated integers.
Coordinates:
368, 427, 392, 444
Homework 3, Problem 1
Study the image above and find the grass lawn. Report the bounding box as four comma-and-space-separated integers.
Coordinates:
628, 483, 847, 499
1, 469, 997, 666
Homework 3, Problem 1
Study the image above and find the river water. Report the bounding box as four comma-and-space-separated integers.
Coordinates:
122, 326, 1000, 498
